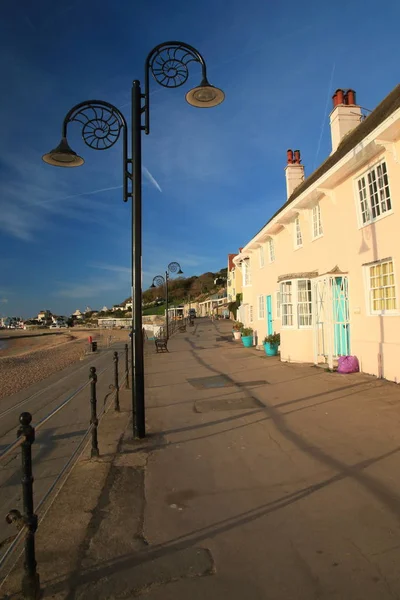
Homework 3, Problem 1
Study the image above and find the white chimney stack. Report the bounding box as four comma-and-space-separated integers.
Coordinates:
330, 89, 362, 153
285, 149, 304, 199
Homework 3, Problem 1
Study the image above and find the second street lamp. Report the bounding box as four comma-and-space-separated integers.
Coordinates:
42, 42, 224, 439
151, 262, 183, 339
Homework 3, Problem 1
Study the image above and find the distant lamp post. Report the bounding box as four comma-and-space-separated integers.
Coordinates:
151, 262, 183, 339
42, 42, 224, 439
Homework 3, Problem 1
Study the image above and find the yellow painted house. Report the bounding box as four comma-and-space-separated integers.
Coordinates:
235, 85, 400, 382
227, 250, 243, 305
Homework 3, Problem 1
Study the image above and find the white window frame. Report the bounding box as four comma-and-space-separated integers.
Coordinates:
297, 279, 312, 328
242, 259, 251, 287
258, 295, 265, 320
268, 238, 275, 263
259, 246, 265, 268
280, 281, 294, 328
356, 160, 392, 228
280, 279, 313, 328
364, 258, 398, 316
311, 203, 323, 240
294, 216, 303, 249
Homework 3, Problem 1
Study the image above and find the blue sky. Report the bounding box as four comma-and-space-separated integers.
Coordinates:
1, 0, 399, 317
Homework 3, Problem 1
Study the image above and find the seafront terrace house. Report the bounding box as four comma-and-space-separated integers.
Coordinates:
227, 250, 243, 306
235, 85, 400, 382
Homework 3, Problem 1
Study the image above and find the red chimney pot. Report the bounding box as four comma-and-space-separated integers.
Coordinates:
346, 89, 356, 105
293, 149, 301, 164
287, 149, 294, 164
336, 89, 344, 105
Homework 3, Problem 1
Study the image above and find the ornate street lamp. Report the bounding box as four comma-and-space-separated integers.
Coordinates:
42, 42, 224, 439
151, 262, 183, 339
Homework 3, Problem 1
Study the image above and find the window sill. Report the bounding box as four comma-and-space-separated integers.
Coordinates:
359, 209, 394, 229
294, 245, 303, 251
311, 234, 323, 242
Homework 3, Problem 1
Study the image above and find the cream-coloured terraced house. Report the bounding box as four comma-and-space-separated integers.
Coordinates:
234, 84, 400, 382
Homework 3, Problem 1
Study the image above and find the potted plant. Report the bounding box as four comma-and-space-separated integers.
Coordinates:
232, 322, 243, 340
241, 327, 254, 348
263, 332, 280, 356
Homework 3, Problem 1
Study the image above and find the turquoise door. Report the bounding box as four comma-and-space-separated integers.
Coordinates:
266, 295, 273, 335
332, 277, 350, 356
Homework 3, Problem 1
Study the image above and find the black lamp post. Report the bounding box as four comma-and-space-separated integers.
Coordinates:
42, 42, 224, 439
151, 262, 183, 339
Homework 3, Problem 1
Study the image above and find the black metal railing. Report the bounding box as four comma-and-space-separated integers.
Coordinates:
154, 316, 188, 340
0, 345, 131, 599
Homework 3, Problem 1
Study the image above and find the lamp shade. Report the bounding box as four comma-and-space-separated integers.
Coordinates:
42, 137, 84, 167
186, 79, 225, 108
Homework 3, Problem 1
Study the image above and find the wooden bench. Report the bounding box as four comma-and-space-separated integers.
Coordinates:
155, 338, 168, 353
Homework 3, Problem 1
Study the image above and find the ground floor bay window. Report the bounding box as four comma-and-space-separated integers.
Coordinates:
280, 278, 313, 329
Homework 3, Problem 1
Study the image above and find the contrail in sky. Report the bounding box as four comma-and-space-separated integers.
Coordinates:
143, 166, 162, 192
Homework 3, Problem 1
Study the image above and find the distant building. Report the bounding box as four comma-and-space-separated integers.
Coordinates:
37, 310, 51, 321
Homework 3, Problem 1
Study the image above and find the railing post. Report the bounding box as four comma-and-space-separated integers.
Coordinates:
89, 367, 99, 458
18, 412, 40, 599
124, 343, 129, 389
113, 351, 120, 412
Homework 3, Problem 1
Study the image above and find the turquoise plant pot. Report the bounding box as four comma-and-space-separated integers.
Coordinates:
242, 335, 253, 348
263, 342, 278, 356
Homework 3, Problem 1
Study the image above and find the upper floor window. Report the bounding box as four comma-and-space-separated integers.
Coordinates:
294, 216, 302, 248
312, 203, 323, 239
357, 161, 392, 226
259, 246, 265, 268
242, 259, 251, 286
268, 238, 275, 263
366, 258, 397, 314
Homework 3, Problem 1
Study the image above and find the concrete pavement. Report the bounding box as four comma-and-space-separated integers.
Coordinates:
4, 318, 400, 598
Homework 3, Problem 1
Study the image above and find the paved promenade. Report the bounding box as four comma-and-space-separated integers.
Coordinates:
4, 318, 400, 599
